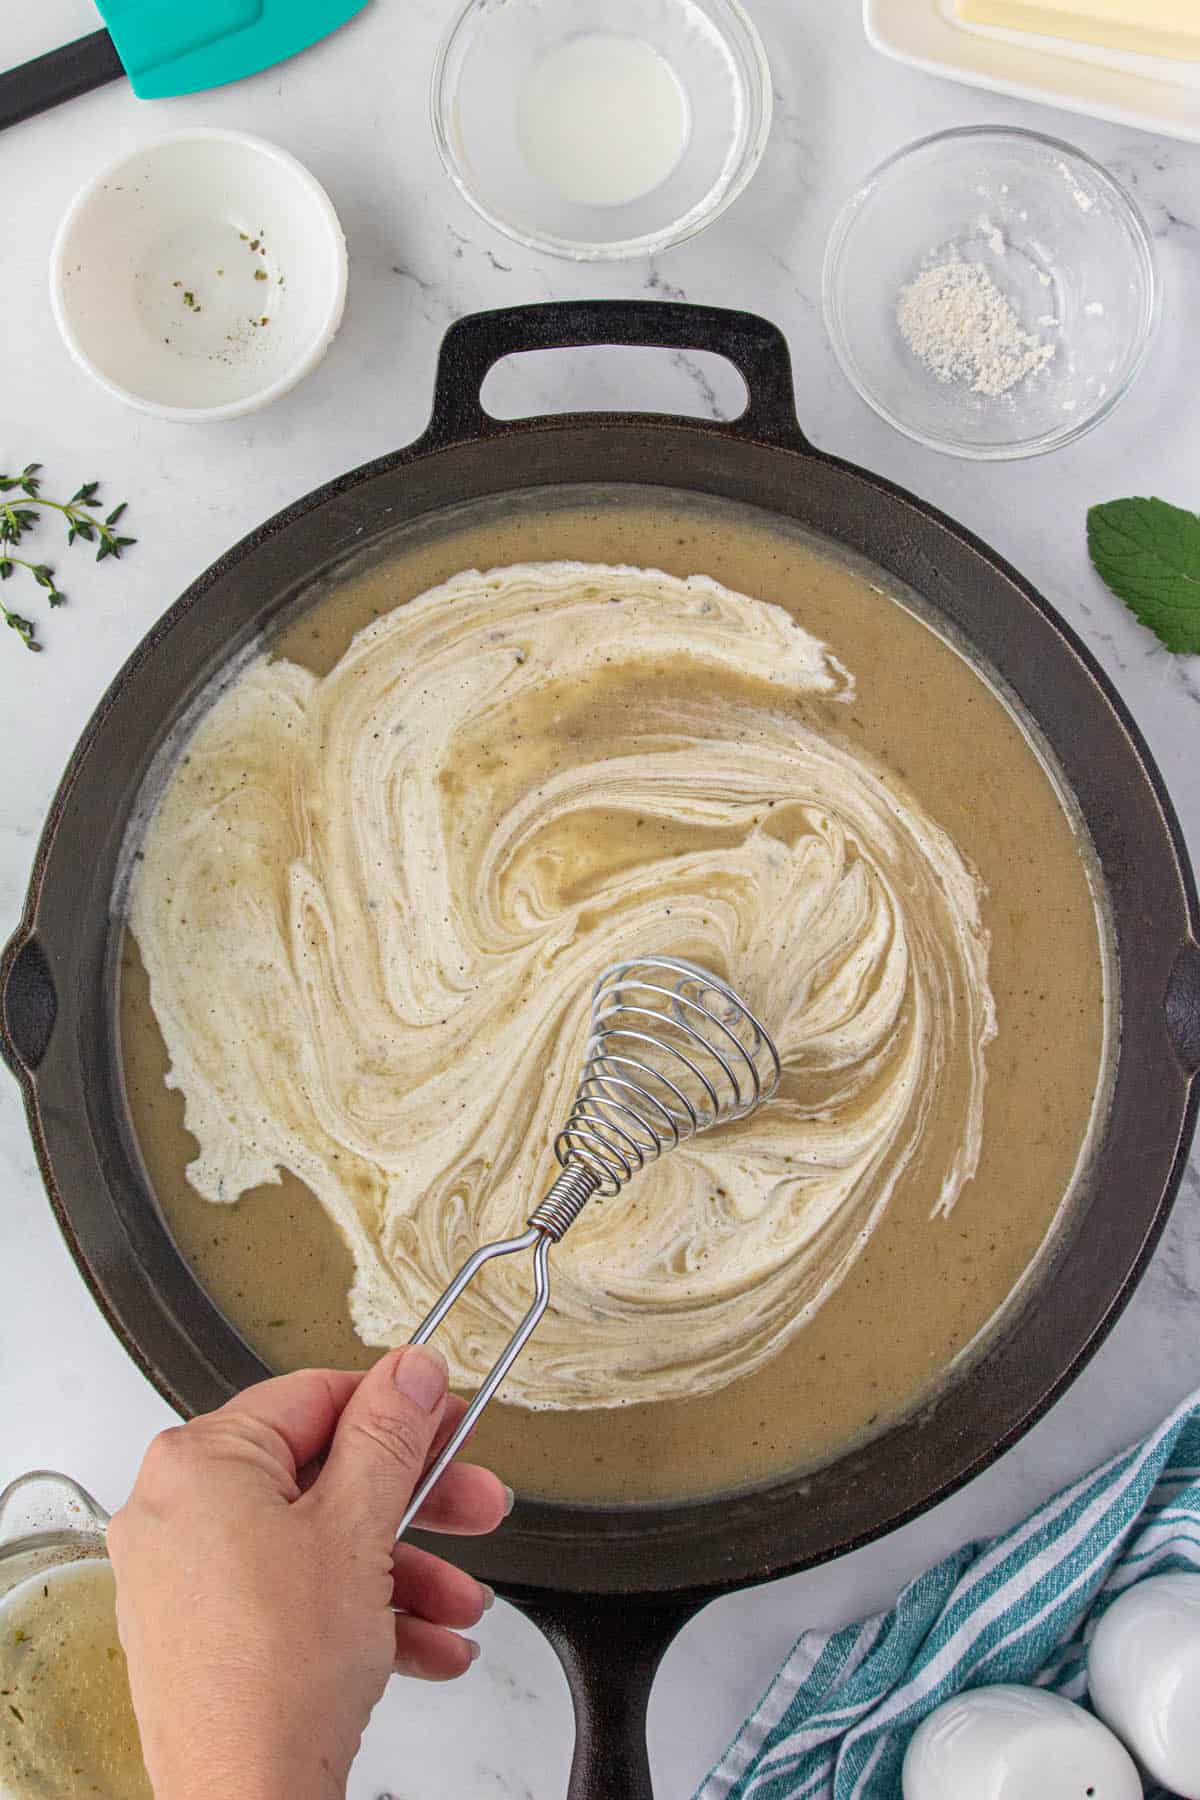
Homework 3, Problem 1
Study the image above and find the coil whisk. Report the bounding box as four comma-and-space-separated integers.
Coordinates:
554, 957, 780, 1196
398, 956, 780, 1535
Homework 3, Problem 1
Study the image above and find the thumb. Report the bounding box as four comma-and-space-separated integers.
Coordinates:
315, 1346, 449, 1538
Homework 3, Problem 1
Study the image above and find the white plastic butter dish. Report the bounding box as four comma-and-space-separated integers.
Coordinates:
864, 0, 1200, 145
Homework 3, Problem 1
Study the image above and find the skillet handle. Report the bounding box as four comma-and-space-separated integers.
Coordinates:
510, 1592, 701, 1800
1167, 939, 1200, 1075
423, 300, 812, 453
0, 932, 57, 1076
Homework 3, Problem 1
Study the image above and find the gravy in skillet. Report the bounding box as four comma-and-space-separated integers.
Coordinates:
118, 491, 1109, 1504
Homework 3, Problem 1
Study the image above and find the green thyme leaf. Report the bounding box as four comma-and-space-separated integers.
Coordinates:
0, 463, 136, 651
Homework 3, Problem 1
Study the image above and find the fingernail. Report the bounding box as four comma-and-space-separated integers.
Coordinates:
479, 1583, 495, 1612
467, 1639, 481, 1664
502, 1485, 516, 1517
393, 1346, 449, 1412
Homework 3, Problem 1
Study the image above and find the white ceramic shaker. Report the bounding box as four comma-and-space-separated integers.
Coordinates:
902, 1683, 1143, 1800
1089, 1572, 1200, 1798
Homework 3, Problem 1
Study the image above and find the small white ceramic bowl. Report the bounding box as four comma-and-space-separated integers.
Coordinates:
50, 129, 348, 423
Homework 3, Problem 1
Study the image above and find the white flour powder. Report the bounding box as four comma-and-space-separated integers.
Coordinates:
897, 257, 1056, 399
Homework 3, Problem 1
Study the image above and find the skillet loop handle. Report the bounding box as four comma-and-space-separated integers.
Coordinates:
424, 301, 811, 453
0, 934, 57, 1075
1167, 939, 1200, 1076
510, 1593, 699, 1800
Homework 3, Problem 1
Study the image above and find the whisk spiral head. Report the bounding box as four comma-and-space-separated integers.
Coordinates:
552, 956, 781, 1201
401, 955, 781, 1531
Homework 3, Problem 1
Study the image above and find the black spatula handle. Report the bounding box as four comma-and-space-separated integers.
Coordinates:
0, 30, 125, 132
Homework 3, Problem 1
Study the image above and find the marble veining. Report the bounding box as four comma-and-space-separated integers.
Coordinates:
1, 0, 1198, 1795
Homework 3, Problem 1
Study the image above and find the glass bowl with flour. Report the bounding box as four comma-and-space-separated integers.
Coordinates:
823, 126, 1158, 460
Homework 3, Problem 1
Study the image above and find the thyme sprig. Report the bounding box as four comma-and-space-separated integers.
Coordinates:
0, 463, 135, 651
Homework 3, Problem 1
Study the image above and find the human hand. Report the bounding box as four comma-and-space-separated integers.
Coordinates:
107, 1348, 510, 1800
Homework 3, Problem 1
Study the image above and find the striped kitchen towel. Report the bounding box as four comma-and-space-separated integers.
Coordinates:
698, 1388, 1200, 1800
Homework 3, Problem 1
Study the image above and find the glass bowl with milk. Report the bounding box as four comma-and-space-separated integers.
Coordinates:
0, 1471, 151, 1799
432, 0, 771, 259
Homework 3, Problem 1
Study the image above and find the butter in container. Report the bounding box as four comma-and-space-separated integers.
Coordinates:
954, 0, 1200, 60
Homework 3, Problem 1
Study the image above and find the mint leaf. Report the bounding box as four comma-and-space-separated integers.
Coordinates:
1087, 496, 1200, 655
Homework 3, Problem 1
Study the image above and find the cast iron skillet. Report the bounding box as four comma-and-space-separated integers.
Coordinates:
3, 303, 1199, 1798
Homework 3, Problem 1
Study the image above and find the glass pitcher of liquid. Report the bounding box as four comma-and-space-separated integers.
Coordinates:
0, 1467, 110, 1595
0, 1470, 151, 1799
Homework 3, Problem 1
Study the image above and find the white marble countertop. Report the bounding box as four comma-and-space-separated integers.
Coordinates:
1, 2, 1198, 1795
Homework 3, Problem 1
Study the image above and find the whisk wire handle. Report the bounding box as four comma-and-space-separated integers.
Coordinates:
398, 958, 778, 1539
399, 1225, 548, 1536
397, 1163, 602, 1535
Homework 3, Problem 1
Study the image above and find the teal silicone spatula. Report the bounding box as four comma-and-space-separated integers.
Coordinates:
0, 0, 370, 131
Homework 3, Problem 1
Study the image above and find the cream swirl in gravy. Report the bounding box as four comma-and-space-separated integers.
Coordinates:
130, 563, 995, 1409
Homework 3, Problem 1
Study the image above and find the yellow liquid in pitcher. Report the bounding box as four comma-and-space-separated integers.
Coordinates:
0, 1561, 150, 1800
